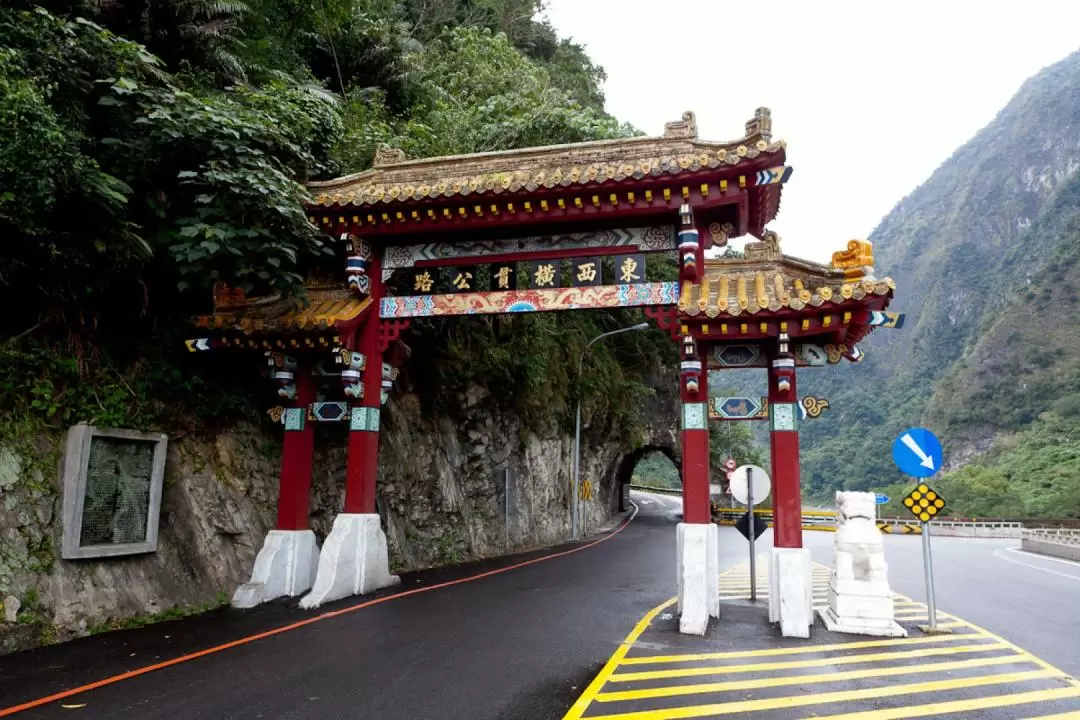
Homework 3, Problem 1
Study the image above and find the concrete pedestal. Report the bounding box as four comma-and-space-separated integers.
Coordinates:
768, 547, 812, 638
676, 523, 719, 635
819, 584, 907, 637
299, 513, 400, 609
232, 529, 319, 609
818, 570, 906, 637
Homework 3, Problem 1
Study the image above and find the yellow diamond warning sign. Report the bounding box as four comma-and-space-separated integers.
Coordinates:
902, 483, 946, 522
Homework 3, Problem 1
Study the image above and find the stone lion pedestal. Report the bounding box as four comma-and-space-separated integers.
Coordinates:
818, 491, 906, 637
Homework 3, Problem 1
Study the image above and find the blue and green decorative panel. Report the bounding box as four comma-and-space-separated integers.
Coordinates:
350, 407, 381, 433
283, 407, 306, 432
710, 396, 768, 421
770, 403, 798, 432
681, 402, 707, 431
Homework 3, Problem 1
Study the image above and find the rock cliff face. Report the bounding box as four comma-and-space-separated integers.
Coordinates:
0, 369, 679, 654
798, 50, 1080, 499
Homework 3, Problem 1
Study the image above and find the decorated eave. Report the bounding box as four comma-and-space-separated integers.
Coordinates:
188, 282, 370, 351
305, 108, 789, 239
673, 238, 900, 354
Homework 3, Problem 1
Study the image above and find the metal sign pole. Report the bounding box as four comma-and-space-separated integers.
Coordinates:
922, 520, 938, 629
504, 468, 510, 552
747, 466, 756, 602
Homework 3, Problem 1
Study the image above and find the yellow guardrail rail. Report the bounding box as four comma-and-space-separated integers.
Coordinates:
632, 486, 947, 534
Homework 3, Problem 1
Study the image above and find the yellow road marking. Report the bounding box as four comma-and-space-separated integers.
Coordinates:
619, 631, 989, 665
596, 654, 1027, 702
805, 686, 1080, 719
560, 597, 677, 720
583, 670, 1058, 720
960, 619, 1080, 687
569, 560, 1080, 719
610, 642, 1012, 682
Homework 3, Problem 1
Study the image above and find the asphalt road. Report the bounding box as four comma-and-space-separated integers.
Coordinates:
2, 492, 1078, 719
0, 492, 691, 720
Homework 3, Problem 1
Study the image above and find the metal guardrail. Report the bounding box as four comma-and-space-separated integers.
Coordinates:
628, 484, 683, 496
629, 486, 1032, 536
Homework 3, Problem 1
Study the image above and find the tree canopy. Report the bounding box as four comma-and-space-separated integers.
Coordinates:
1, 0, 692, 455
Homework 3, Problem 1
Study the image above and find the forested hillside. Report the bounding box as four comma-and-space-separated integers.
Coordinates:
0, 0, 678, 453
799, 51, 1080, 518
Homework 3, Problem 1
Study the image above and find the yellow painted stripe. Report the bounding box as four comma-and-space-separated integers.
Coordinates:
583, 670, 1058, 720
560, 597, 676, 720
806, 686, 1080, 719
619, 631, 990, 665
952, 616, 1080, 689
597, 654, 1026, 702
611, 642, 1012, 681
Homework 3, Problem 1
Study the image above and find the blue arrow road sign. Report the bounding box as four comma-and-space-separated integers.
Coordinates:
875, 493, 890, 505
892, 427, 943, 478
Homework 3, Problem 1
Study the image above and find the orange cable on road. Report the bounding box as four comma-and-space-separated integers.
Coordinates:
0, 507, 639, 717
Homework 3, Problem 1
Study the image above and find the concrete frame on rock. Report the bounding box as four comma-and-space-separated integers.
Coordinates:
60, 423, 168, 560
187, 108, 901, 637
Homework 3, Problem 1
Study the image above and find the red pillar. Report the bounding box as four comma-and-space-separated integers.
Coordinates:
680, 337, 711, 524
343, 251, 384, 515
768, 351, 802, 548
276, 367, 316, 530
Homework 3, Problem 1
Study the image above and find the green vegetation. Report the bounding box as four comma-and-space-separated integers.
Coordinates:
87, 592, 230, 635
634, 453, 678, 489
631, 420, 767, 491
0, 0, 670, 450
800, 50, 1080, 518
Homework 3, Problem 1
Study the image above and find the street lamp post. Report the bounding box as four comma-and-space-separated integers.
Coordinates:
573, 322, 650, 540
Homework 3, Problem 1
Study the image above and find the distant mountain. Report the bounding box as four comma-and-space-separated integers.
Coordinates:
798, 50, 1080, 509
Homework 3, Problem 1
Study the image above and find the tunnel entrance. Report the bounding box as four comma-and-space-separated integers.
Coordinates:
614, 445, 680, 512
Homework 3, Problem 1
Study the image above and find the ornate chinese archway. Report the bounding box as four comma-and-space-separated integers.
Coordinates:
189, 108, 902, 637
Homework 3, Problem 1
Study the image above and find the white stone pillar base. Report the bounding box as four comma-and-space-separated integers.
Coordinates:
676, 523, 719, 635
232, 529, 320, 609
817, 576, 907, 637
299, 513, 400, 609
768, 547, 812, 638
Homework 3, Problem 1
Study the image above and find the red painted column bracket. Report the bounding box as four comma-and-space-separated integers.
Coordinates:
644, 306, 680, 340
379, 318, 411, 353
767, 344, 802, 548
679, 335, 711, 523
344, 247, 386, 515
276, 363, 316, 531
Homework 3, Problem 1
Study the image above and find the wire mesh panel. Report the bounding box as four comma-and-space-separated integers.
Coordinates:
79, 437, 155, 547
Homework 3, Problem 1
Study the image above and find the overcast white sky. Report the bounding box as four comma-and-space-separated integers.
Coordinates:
544, 1, 1080, 262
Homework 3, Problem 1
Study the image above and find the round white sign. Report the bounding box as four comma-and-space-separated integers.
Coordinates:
729, 464, 771, 506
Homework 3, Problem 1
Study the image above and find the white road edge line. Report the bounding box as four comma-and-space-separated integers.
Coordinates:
1005, 546, 1080, 569
994, 547, 1080, 583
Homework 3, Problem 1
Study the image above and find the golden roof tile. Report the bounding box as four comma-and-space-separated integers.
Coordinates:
194, 288, 372, 334
679, 240, 892, 318
307, 109, 784, 208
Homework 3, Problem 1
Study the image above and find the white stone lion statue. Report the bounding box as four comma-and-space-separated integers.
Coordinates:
834, 491, 887, 584
820, 490, 905, 636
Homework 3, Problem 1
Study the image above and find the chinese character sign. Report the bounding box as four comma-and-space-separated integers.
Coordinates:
411, 268, 439, 294
447, 266, 476, 293
572, 257, 601, 287
490, 263, 517, 291
529, 260, 561, 289
614, 254, 646, 284
401, 253, 652, 295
